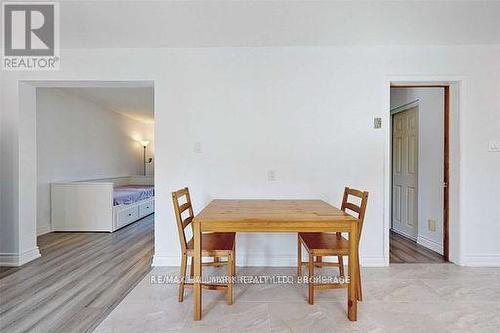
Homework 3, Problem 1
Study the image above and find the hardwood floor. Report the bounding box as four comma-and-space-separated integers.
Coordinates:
0, 214, 154, 333
390, 230, 445, 263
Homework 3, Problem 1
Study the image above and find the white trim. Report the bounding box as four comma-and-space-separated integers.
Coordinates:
417, 235, 443, 255
383, 79, 392, 266
391, 228, 417, 242
236, 255, 296, 267
152, 254, 386, 267
37, 225, 52, 236
0, 247, 41, 266
152, 255, 179, 267
390, 99, 419, 114
462, 254, 500, 267
21, 80, 154, 88
359, 255, 386, 267
385, 75, 465, 266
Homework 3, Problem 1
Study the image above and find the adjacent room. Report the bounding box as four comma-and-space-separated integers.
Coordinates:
37, 86, 155, 235
389, 86, 448, 263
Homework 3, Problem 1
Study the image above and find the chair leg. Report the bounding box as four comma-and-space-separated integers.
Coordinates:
233, 244, 237, 276
357, 253, 362, 301
314, 255, 323, 268
308, 253, 314, 305
338, 255, 345, 277
227, 251, 234, 305
297, 235, 302, 276
178, 252, 188, 302
189, 256, 194, 278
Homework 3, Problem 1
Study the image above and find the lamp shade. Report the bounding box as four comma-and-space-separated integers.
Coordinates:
139, 140, 150, 147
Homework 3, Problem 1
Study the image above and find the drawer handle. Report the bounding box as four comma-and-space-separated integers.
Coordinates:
128, 213, 132, 216
146, 206, 149, 209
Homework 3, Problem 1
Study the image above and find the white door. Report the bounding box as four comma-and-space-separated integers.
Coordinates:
392, 107, 418, 239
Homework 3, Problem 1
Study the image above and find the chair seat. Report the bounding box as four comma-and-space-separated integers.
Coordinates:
186, 232, 235, 256
299, 232, 350, 256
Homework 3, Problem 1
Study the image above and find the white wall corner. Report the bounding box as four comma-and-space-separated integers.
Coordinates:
462, 254, 500, 267
0, 247, 41, 266
37, 225, 52, 236
391, 228, 417, 242
360, 255, 387, 267
417, 235, 443, 255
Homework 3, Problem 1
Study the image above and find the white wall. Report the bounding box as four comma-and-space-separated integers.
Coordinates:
1, 45, 499, 267
36, 88, 154, 235
390, 88, 445, 254
54, 1, 500, 48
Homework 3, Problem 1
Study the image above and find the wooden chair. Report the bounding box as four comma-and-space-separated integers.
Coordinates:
172, 187, 236, 305
297, 187, 368, 304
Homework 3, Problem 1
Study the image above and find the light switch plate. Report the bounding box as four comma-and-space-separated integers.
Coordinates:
267, 170, 277, 182
488, 140, 500, 152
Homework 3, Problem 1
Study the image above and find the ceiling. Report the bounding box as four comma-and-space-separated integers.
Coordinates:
63, 87, 154, 124
44, 1, 500, 48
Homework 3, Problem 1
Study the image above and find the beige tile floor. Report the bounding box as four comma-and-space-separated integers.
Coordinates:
94, 264, 500, 333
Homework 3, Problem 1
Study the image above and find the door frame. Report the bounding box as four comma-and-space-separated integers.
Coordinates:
13, 80, 155, 266
390, 84, 449, 261
384, 76, 464, 265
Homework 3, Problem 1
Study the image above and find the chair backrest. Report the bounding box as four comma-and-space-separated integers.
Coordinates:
172, 187, 195, 251
341, 187, 369, 239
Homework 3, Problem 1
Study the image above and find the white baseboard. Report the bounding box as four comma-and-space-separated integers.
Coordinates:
0, 247, 41, 266
391, 228, 417, 241
152, 255, 179, 266
237, 255, 297, 267
152, 254, 386, 267
417, 235, 443, 255
37, 225, 52, 236
152, 255, 300, 267
462, 254, 500, 267
360, 255, 387, 267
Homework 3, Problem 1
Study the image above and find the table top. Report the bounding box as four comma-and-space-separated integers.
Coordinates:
195, 199, 357, 224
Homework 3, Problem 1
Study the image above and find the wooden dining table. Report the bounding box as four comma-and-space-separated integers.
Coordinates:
192, 199, 360, 321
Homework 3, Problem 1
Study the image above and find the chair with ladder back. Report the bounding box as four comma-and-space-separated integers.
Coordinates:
172, 187, 236, 305
297, 187, 368, 304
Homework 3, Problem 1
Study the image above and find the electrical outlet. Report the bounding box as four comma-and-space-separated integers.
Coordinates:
374, 117, 382, 129
488, 140, 500, 152
194, 142, 202, 153
267, 170, 277, 182
428, 219, 436, 232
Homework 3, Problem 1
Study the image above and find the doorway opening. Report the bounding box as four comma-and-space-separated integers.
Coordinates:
389, 85, 449, 263
0, 80, 157, 331
9, 80, 155, 266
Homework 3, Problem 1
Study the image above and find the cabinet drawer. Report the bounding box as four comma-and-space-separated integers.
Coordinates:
117, 205, 139, 228
139, 200, 154, 217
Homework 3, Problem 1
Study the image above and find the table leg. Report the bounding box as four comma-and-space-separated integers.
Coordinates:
193, 220, 202, 320
348, 222, 358, 321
